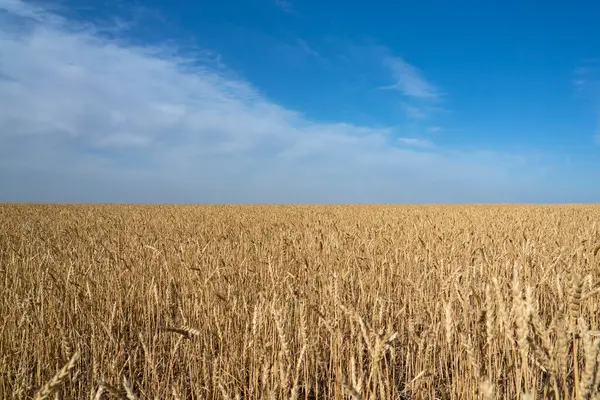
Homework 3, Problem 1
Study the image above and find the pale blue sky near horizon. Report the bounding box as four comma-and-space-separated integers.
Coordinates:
0, 0, 599, 203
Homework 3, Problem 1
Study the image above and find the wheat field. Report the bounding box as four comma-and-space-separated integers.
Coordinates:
2, 204, 600, 399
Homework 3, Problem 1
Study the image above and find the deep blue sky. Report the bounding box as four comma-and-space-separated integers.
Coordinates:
0, 0, 599, 202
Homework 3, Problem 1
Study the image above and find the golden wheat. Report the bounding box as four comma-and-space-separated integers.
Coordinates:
2, 203, 600, 399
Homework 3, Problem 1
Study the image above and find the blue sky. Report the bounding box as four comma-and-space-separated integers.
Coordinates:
0, 0, 599, 203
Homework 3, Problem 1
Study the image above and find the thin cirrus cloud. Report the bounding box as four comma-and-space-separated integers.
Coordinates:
0, 0, 569, 203
297, 39, 320, 58
274, 0, 295, 14
381, 56, 441, 100
397, 137, 433, 148
574, 60, 600, 142
369, 48, 443, 123
400, 102, 428, 120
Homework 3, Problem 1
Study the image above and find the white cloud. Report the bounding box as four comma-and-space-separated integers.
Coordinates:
400, 103, 427, 120
0, 1, 571, 202
397, 137, 433, 148
574, 60, 600, 143
381, 56, 440, 100
274, 0, 295, 14
297, 39, 320, 58
362, 46, 444, 123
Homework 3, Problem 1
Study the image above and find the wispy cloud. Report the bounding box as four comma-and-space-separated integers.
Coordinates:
574, 60, 600, 142
297, 39, 320, 58
400, 103, 427, 120
355, 44, 445, 124
397, 137, 433, 148
381, 56, 441, 100
0, 0, 570, 202
274, 0, 295, 14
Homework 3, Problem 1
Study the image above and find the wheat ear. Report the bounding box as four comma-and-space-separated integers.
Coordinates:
33, 350, 80, 400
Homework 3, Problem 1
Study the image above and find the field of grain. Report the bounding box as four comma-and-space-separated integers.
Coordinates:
2, 204, 600, 399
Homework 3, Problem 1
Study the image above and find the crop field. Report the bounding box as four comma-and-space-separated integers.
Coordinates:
2, 204, 600, 399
